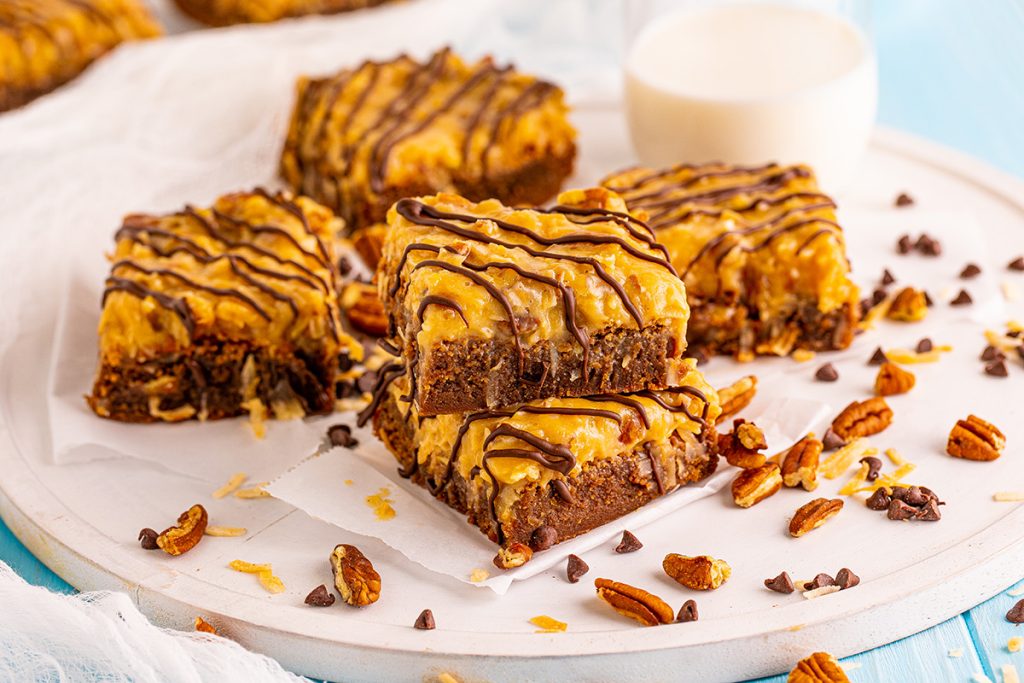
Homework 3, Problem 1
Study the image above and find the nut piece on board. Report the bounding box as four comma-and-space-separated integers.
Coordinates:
193, 617, 218, 635
156, 504, 208, 556
886, 287, 928, 322
353, 225, 386, 270
719, 419, 768, 469
831, 397, 893, 441
663, 554, 731, 590
331, 544, 381, 607
874, 362, 916, 396
731, 463, 783, 508
947, 414, 1006, 461
594, 578, 674, 626
789, 499, 844, 538
788, 652, 851, 682
494, 543, 534, 569
781, 436, 822, 491
717, 375, 757, 420
342, 282, 387, 336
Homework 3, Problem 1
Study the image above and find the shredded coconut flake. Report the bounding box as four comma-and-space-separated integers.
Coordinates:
212, 472, 248, 499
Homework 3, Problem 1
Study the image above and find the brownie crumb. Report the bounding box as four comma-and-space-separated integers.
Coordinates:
414, 609, 436, 630
950, 290, 973, 306
529, 525, 558, 552
896, 234, 913, 254
894, 193, 915, 208
960, 263, 982, 279
1009, 257, 1024, 272
1007, 599, 1024, 624
881, 269, 896, 286
327, 423, 358, 448
304, 585, 336, 607
764, 571, 795, 594
985, 360, 1009, 378
835, 568, 860, 590
916, 338, 934, 353
615, 530, 643, 553
676, 599, 699, 623
815, 363, 839, 382
566, 554, 589, 583
138, 528, 159, 550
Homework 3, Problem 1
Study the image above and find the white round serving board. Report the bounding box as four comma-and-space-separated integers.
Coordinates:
2, 12, 1024, 682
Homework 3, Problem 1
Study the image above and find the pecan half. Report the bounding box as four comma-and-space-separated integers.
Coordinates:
342, 282, 387, 336
594, 578, 674, 626
781, 436, 822, 491
831, 397, 893, 441
789, 498, 844, 538
731, 463, 782, 508
887, 286, 928, 322
718, 419, 768, 469
156, 504, 208, 556
353, 224, 386, 270
717, 375, 757, 420
947, 414, 1006, 461
788, 652, 850, 682
662, 554, 731, 590
494, 542, 533, 569
330, 544, 381, 607
874, 362, 916, 396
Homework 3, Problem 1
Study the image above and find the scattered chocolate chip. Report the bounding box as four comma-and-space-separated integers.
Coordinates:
903, 486, 930, 507
895, 193, 915, 208
138, 528, 159, 550
960, 263, 982, 279
914, 499, 942, 521
803, 573, 836, 591
615, 530, 643, 553
327, 423, 358, 448
915, 338, 934, 353
871, 288, 888, 306
815, 363, 839, 382
356, 370, 378, 394
868, 347, 888, 366
896, 234, 913, 254
881, 269, 896, 286
859, 456, 883, 482
950, 290, 973, 306
1010, 330, 1023, 338
338, 255, 353, 277
530, 525, 558, 552
985, 360, 1009, 378
823, 428, 847, 451
858, 298, 872, 317
336, 380, 358, 399
1009, 257, 1024, 272
304, 585, 336, 607
916, 234, 942, 256
920, 487, 944, 505
566, 554, 589, 583
1007, 599, 1024, 624
981, 345, 1005, 362
887, 499, 918, 521
835, 568, 860, 590
764, 571, 796, 594
338, 352, 354, 373
676, 599, 699, 623
414, 609, 436, 630
888, 486, 908, 501
865, 488, 891, 511
923, 290, 934, 307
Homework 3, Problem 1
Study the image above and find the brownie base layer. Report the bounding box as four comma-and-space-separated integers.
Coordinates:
171, 0, 395, 26
687, 300, 858, 359
374, 392, 718, 548
407, 323, 684, 416
88, 339, 337, 423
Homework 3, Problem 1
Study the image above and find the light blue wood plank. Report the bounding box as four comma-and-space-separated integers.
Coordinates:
964, 578, 1024, 682
0, 516, 73, 594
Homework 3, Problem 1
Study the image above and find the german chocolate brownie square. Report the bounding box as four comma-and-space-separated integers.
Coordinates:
602, 163, 860, 360
280, 47, 577, 232
88, 189, 362, 427
171, 0, 397, 27
377, 188, 694, 416
368, 359, 720, 548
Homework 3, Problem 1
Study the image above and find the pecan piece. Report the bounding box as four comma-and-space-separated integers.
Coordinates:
718, 419, 768, 469
662, 554, 731, 590
788, 652, 850, 682
342, 282, 387, 336
156, 504, 208, 556
330, 544, 381, 607
494, 543, 533, 569
947, 414, 1006, 461
352, 224, 386, 270
731, 463, 782, 508
789, 498, 844, 538
781, 436, 822, 491
594, 578, 674, 626
831, 397, 893, 441
716, 375, 757, 420
874, 362, 916, 396
886, 286, 928, 322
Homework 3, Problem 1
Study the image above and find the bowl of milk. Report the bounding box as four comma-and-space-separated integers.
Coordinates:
624, 1, 877, 188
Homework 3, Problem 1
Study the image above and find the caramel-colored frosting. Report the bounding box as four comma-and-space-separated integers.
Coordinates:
280, 47, 576, 225
378, 189, 691, 370
0, 0, 160, 111
601, 163, 858, 316
98, 189, 360, 363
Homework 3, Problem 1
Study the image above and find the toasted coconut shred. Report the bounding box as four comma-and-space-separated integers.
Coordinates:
212, 472, 248, 499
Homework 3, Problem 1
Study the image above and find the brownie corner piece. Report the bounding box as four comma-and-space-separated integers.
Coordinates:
377, 189, 693, 415
88, 188, 359, 424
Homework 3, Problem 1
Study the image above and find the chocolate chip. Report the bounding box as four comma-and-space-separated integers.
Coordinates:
914, 498, 942, 521
138, 528, 159, 550
356, 369, 378, 394
615, 530, 643, 553
920, 487, 944, 505
1009, 257, 1024, 272
803, 573, 836, 591
859, 456, 882, 482
529, 525, 558, 552
1010, 330, 1023, 338
764, 571, 796, 594
676, 599, 699, 623
865, 488, 891, 511
1007, 599, 1024, 624
985, 360, 1009, 378
903, 486, 931, 507
566, 554, 589, 583
327, 423, 358, 448
916, 234, 942, 256
815, 363, 839, 382
889, 486, 909, 501
338, 255, 353, 277
336, 380, 358, 399
897, 234, 913, 254
981, 345, 1005, 362
871, 288, 888, 306
924, 290, 934, 307
304, 585, 336, 607
835, 568, 860, 590
950, 290, 973, 306
868, 347, 888, 366
823, 428, 847, 451
960, 263, 982, 279
916, 338, 934, 353
895, 193, 915, 208
887, 499, 918, 521
338, 351, 355, 373
881, 269, 896, 286
414, 609, 436, 630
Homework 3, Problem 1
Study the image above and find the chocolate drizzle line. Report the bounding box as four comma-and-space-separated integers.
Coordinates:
356, 361, 406, 427
644, 442, 665, 495
416, 295, 469, 327
103, 277, 195, 338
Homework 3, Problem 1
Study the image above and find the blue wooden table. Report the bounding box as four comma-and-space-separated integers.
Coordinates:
2, 1, 1022, 680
